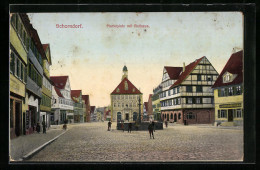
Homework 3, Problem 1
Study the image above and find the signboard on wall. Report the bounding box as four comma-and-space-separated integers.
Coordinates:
219, 103, 241, 108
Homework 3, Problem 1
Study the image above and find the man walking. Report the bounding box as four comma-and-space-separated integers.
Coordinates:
152, 121, 155, 132
148, 122, 154, 139
128, 122, 132, 133
42, 120, 46, 134
108, 120, 112, 131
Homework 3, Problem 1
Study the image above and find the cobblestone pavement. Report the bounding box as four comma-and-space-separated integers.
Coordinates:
10, 128, 65, 161
28, 122, 243, 162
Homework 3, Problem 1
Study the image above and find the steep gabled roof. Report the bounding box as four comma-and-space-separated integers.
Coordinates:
111, 77, 142, 94
170, 56, 204, 89
54, 87, 63, 98
106, 110, 111, 115
50, 76, 68, 89
71, 90, 81, 98
90, 106, 96, 113
144, 102, 148, 111
82, 95, 90, 104
19, 13, 47, 60
164, 66, 183, 80
212, 50, 243, 88
42, 44, 52, 65
148, 94, 153, 101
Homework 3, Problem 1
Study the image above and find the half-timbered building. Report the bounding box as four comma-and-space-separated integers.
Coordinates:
160, 56, 219, 124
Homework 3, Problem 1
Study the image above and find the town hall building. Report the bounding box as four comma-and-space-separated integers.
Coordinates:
110, 66, 143, 122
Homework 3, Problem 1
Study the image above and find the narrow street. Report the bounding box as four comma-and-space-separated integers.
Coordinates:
27, 122, 243, 162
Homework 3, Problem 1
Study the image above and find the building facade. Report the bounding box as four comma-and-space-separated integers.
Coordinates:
82, 95, 91, 122
39, 44, 52, 129
147, 94, 153, 120
212, 50, 243, 126
160, 56, 219, 124
21, 14, 46, 135
152, 85, 162, 121
51, 76, 74, 124
71, 90, 84, 123
10, 13, 30, 138
110, 66, 143, 122
90, 106, 97, 122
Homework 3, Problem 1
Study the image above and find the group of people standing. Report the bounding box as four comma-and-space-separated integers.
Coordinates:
36, 120, 47, 134
108, 120, 160, 139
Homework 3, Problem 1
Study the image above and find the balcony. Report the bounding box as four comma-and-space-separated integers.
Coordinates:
28, 48, 43, 75
26, 76, 42, 98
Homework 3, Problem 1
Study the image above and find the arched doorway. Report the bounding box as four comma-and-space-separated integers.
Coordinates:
167, 114, 169, 121
117, 112, 121, 121
133, 112, 137, 121
174, 114, 177, 122
178, 113, 181, 120
171, 113, 173, 119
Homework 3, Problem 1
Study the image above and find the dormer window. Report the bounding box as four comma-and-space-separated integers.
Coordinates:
133, 88, 135, 92
223, 72, 237, 83
116, 88, 120, 93
124, 81, 128, 90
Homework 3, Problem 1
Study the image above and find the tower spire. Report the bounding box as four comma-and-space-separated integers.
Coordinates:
122, 65, 128, 80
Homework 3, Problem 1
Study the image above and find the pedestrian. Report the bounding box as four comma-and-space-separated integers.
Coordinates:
42, 120, 46, 134
148, 122, 154, 139
36, 122, 40, 133
152, 121, 155, 132
128, 122, 132, 133
165, 121, 168, 128
121, 121, 124, 132
108, 120, 112, 131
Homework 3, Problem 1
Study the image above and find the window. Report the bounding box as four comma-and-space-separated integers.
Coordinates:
186, 86, 192, 92
186, 112, 195, 119
163, 92, 166, 97
116, 88, 120, 93
177, 98, 181, 105
207, 75, 213, 81
178, 113, 181, 119
16, 59, 20, 78
10, 52, 15, 73
125, 95, 128, 99
172, 88, 175, 95
168, 90, 171, 96
196, 98, 201, 104
173, 99, 177, 105
228, 87, 233, 96
187, 98, 192, 104
168, 100, 172, 106
197, 75, 201, 81
218, 110, 227, 118
236, 109, 242, 118
21, 64, 24, 81
236, 86, 241, 95
122, 103, 124, 107
177, 87, 180, 93
129, 103, 132, 107
124, 81, 128, 90
171, 114, 173, 119
196, 86, 202, 92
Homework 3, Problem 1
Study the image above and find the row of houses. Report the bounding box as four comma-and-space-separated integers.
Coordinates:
148, 50, 243, 126
9, 13, 96, 139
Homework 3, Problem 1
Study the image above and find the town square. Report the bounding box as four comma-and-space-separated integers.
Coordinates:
9, 12, 244, 162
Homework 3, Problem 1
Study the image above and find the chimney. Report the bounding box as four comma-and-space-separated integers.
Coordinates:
183, 62, 186, 72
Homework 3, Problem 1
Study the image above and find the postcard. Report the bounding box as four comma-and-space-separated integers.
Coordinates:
9, 11, 245, 162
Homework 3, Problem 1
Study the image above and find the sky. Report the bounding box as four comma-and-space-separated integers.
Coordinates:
28, 12, 243, 107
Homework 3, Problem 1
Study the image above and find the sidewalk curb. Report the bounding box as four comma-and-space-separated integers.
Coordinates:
22, 130, 67, 161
